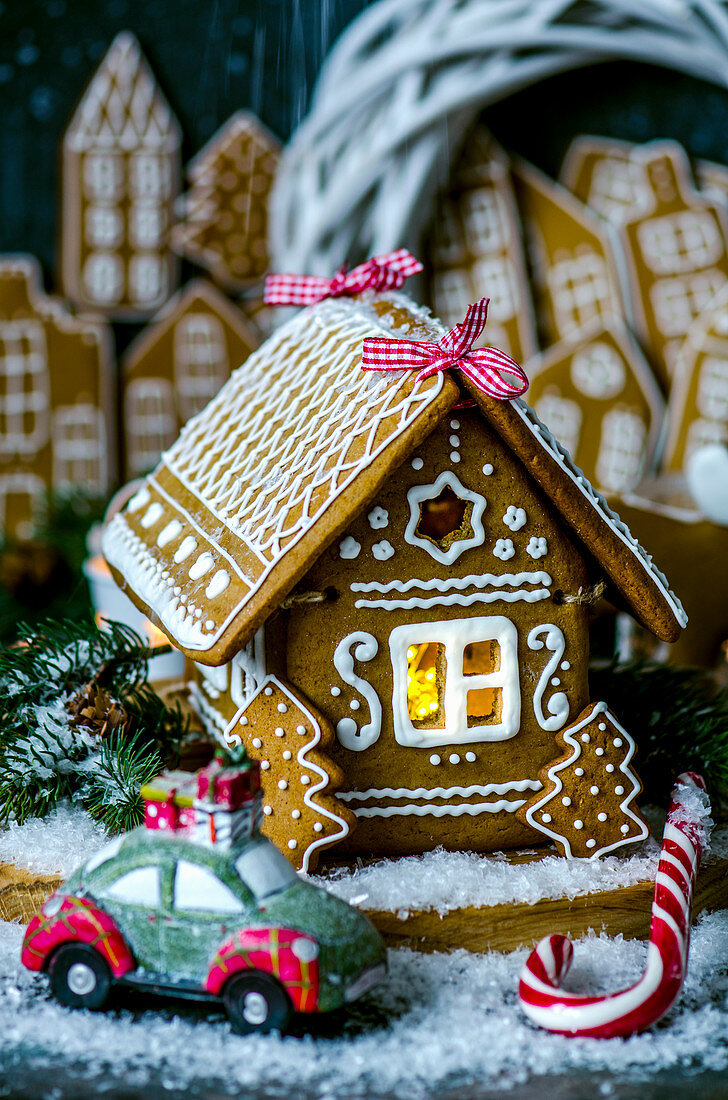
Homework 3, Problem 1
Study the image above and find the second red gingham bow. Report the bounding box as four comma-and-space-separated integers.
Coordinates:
264, 249, 423, 306
361, 298, 529, 401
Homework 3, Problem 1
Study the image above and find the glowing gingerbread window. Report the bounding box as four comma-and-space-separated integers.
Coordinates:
405, 471, 486, 565
390, 616, 520, 748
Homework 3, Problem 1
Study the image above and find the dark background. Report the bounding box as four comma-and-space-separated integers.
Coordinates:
4, 0, 728, 291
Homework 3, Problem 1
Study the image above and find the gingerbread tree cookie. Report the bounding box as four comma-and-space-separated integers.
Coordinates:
226, 675, 355, 872
172, 111, 280, 293
517, 702, 649, 859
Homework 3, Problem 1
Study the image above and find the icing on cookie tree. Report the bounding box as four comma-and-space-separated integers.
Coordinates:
518, 702, 649, 859
224, 675, 354, 872
172, 112, 280, 293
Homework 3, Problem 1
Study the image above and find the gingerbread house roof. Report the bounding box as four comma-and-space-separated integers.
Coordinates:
102, 293, 686, 665
65, 31, 180, 153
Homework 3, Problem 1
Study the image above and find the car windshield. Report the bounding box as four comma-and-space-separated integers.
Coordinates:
234, 840, 298, 901
83, 835, 125, 875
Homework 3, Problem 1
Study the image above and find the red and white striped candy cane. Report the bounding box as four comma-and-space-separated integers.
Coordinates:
518, 772, 711, 1039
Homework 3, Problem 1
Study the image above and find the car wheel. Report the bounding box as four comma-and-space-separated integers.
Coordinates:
48, 944, 112, 1010
223, 971, 293, 1035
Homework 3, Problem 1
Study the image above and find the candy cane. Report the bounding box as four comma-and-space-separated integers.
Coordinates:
518, 772, 711, 1039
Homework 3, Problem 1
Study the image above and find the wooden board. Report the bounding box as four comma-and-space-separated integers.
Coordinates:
2, 853, 727, 955
365, 855, 728, 954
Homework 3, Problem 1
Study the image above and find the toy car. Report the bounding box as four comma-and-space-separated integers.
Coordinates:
21, 828, 387, 1034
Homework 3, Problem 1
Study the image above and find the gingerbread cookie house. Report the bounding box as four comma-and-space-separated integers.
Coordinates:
0, 255, 114, 540
122, 279, 259, 478
102, 293, 685, 869
60, 31, 181, 319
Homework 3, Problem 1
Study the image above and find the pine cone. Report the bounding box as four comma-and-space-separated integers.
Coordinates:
67, 682, 131, 740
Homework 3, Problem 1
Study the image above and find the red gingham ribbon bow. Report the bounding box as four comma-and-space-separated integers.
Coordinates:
264, 249, 423, 306
361, 298, 529, 401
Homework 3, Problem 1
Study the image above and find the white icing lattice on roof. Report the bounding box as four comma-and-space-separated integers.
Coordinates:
163, 296, 445, 566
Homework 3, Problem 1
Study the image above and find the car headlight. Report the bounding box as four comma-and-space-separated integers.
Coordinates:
291, 936, 319, 963
42, 894, 63, 918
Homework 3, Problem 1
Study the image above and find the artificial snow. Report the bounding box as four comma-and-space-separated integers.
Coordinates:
0, 803, 107, 877
1, 913, 727, 1095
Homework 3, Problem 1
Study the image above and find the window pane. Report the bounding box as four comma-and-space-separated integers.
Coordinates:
406, 642, 445, 728
463, 641, 501, 726
234, 840, 298, 901
104, 866, 160, 907
174, 860, 244, 914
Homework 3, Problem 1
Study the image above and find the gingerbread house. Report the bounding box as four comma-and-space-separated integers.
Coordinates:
102, 292, 685, 868
0, 255, 114, 540
524, 320, 664, 495
60, 31, 181, 319
122, 279, 259, 478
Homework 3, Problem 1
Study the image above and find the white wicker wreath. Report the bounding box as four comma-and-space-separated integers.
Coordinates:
271, 0, 728, 273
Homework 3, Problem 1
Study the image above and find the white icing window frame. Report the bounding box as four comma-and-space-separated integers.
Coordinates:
405, 470, 486, 566
389, 615, 520, 748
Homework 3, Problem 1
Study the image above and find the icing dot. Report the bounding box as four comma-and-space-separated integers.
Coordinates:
157, 520, 182, 547
313, 822, 323, 832
450, 451, 460, 463
252, 738, 262, 749
260, 761, 270, 771
450, 419, 460, 429
590, 785, 599, 795
595, 748, 604, 756
598, 723, 607, 731
465, 751, 476, 762
615, 785, 625, 795
174, 536, 197, 563
562, 796, 571, 806
339, 536, 361, 559
542, 813, 552, 823
278, 780, 288, 790
205, 620, 215, 630
597, 812, 608, 821
574, 767, 584, 776
206, 569, 230, 600
574, 820, 584, 829
605, 764, 615, 773
449, 435, 460, 447
141, 502, 164, 528
283, 750, 292, 760
277, 703, 288, 713
580, 733, 590, 743
330, 686, 341, 697
561, 661, 570, 670
274, 727, 285, 737
301, 776, 310, 785
296, 725, 307, 735
189, 552, 214, 580
613, 737, 623, 747
586, 839, 596, 849
449, 753, 460, 764
367, 506, 389, 530
372, 539, 395, 561
411, 457, 423, 470
287, 840, 297, 850
482, 463, 493, 475
292, 809, 301, 819
620, 824, 630, 834
550, 677, 560, 687
429, 755, 441, 765
239, 717, 248, 727
264, 687, 273, 696
263, 805, 272, 815
349, 700, 360, 710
